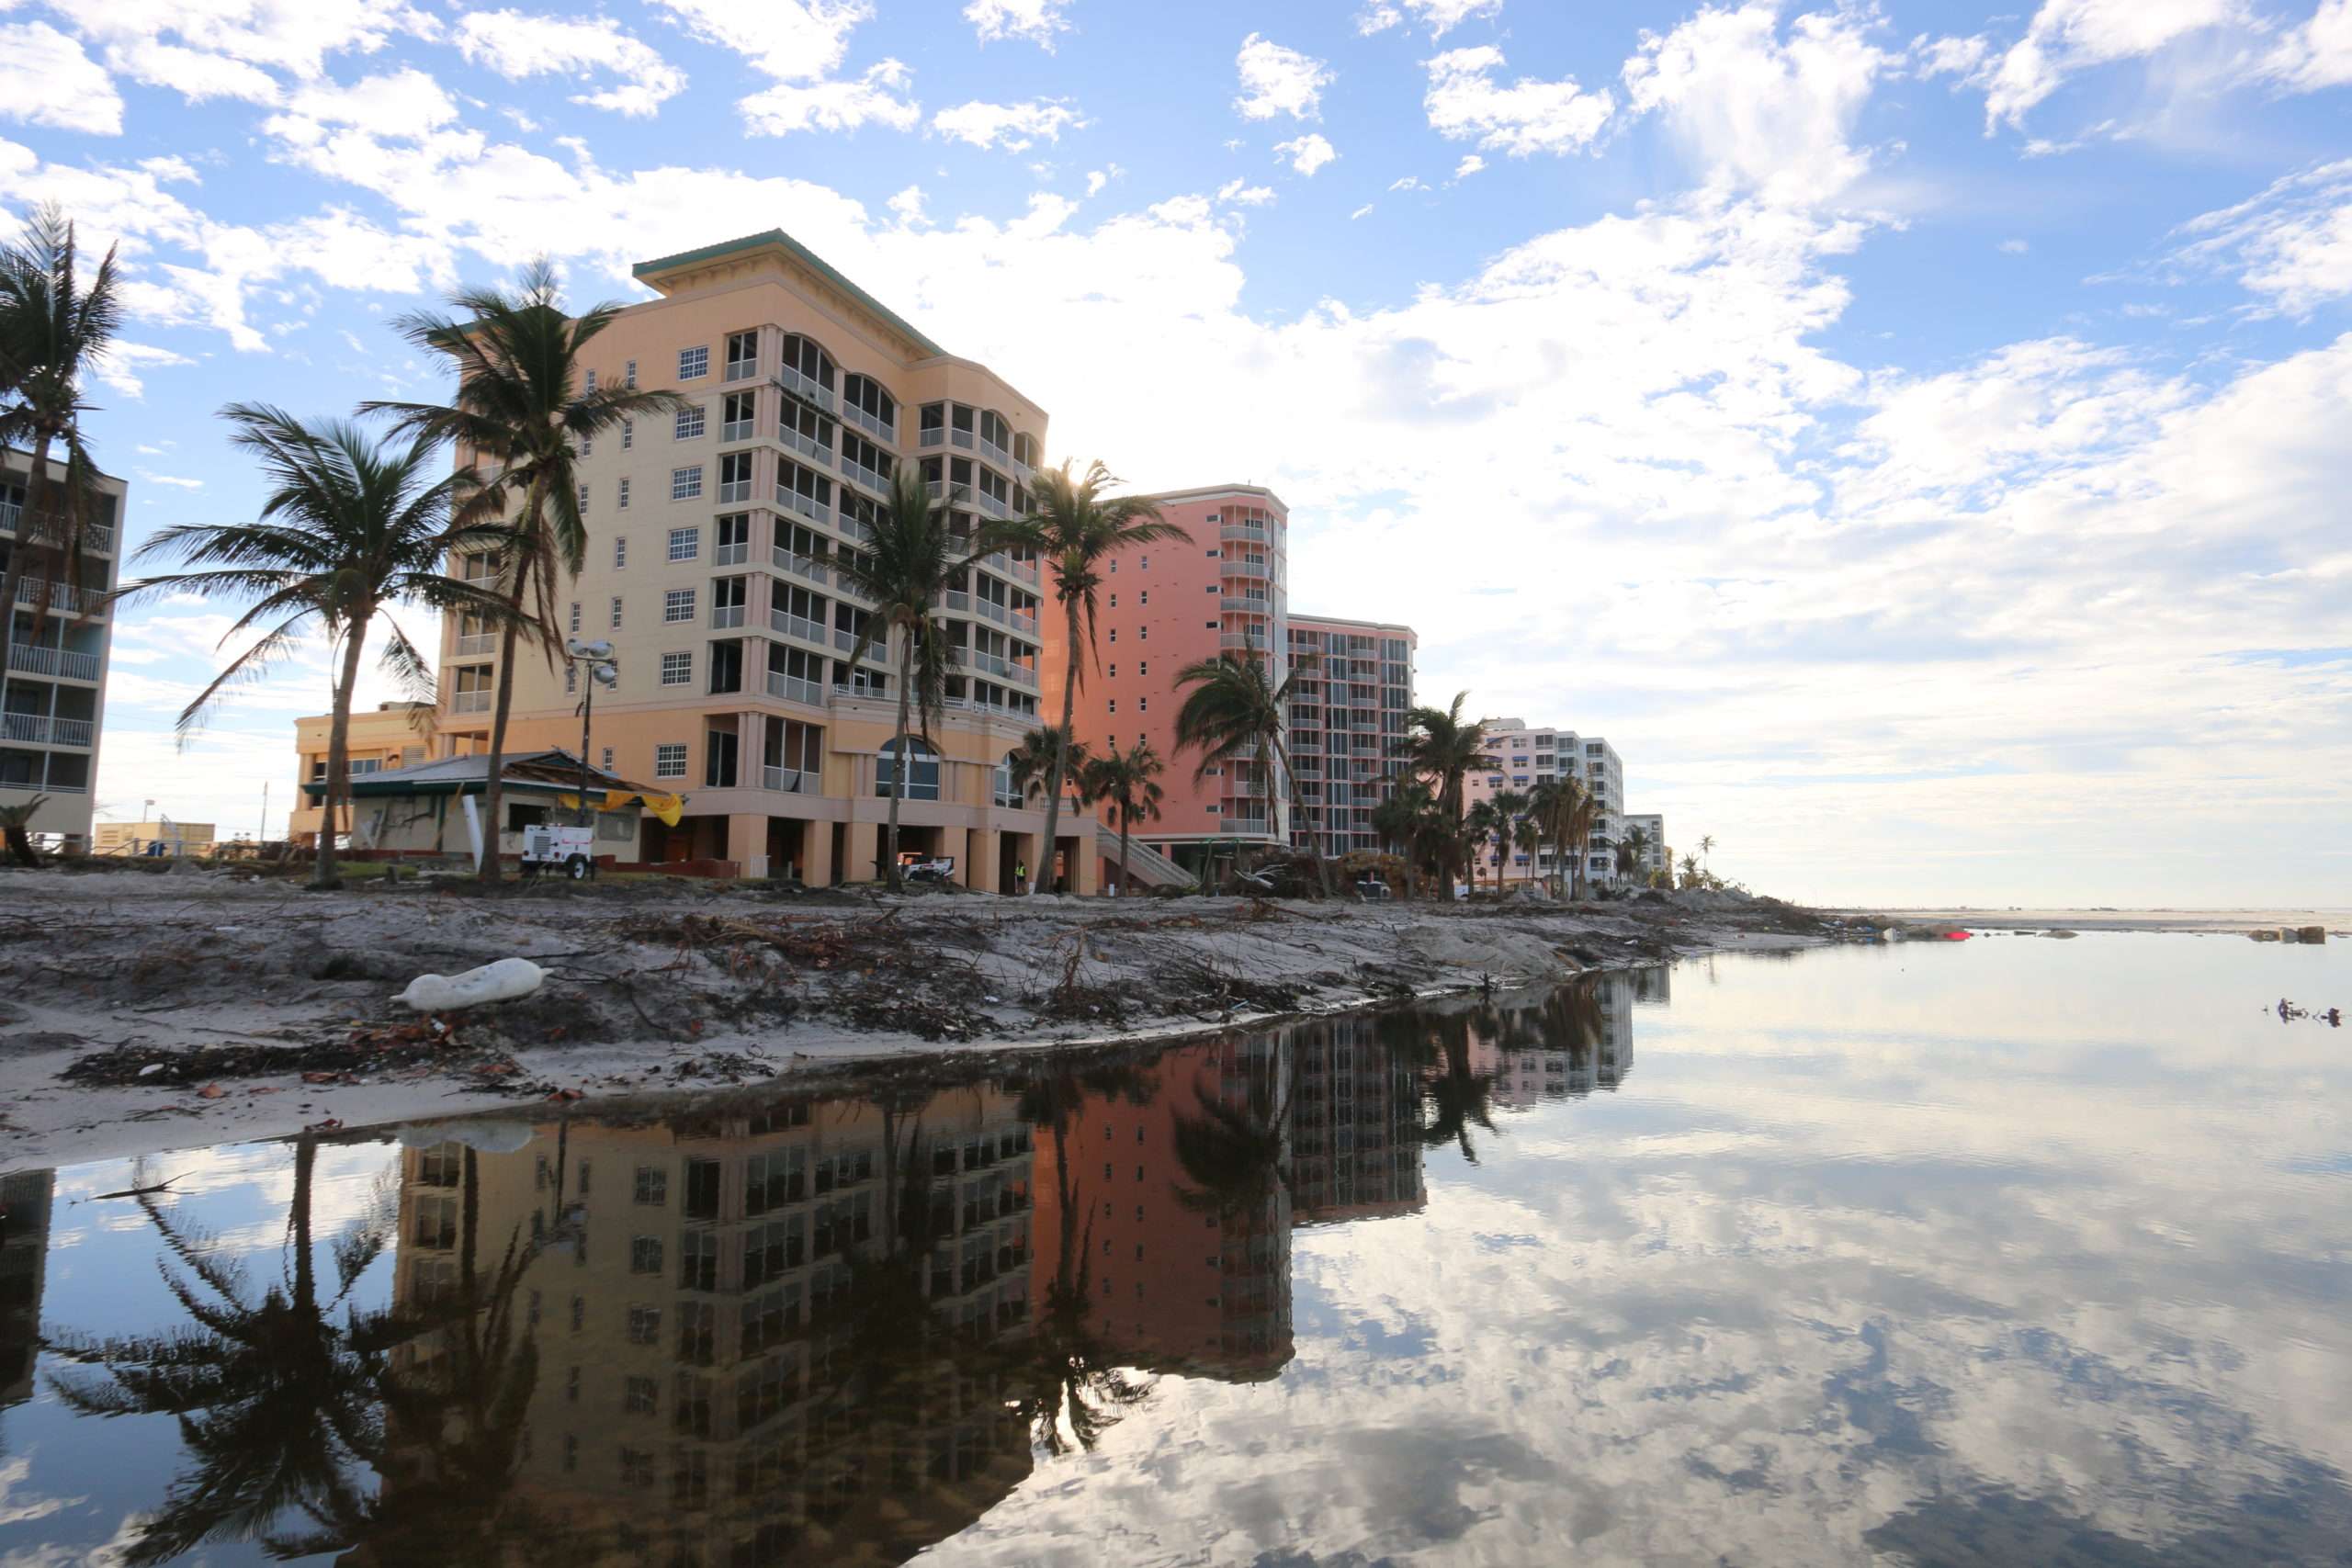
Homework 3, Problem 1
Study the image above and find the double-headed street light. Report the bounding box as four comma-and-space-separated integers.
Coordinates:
565, 638, 618, 828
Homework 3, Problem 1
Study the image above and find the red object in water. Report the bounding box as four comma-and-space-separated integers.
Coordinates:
1941, 931, 1973, 941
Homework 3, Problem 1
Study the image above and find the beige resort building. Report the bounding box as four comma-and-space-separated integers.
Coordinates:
0, 448, 119, 852
431, 231, 1113, 889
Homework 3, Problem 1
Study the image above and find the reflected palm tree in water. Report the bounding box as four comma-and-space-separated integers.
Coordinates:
42, 1136, 415, 1565
1380, 1009, 1499, 1163
1011, 1053, 1158, 1456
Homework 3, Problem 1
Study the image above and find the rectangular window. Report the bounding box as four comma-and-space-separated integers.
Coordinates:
629, 1236, 663, 1274
585, 368, 597, 393
633, 1166, 667, 1205
565, 663, 577, 695
678, 345, 708, 379
667, 526, 698, 562
568, 602, 581, 633
625, 359, 637, 389
626, 1305, 660, 1344
1139, 591, 1148, 605
615, 536, 628, 569
656, 743, 687, 778
1137, 660, 1148, 675
673, 405, 705, 440
576, 481, 589, 514
601, 746, 614, 770
621, 417, 633, 449
609, 595, 623, 629
670, 466, 702, 501
661, 650, 692, 685
663, 588, 695, 623
617, 477, 630, 510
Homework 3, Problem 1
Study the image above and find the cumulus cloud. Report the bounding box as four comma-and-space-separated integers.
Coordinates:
1621, 3, 1887, 208
454, 10, 685, 117
742, 62, 920, 135
1926, 0, 2254, 131
932, 97, 1085, 151
649, 0, 915, 135
1453, 153, 1487, 179
1235, 32, 1333, 120
0, 22, 127, 135
964, 0, 1073, 51
2263, 0, 2352, 90
1275, 133, 1338, 176
1355, 0, 1502, 39
2167, 159, 2352, 316
90, 342, 198, 400
1217, 178, 1276, 207
1424, 45, 1613, 157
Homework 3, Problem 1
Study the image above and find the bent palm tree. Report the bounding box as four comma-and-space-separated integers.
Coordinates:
1083, 739, 1165, 895
113, 411, 510, 888
835, 465, 1023, 889
366, 258, 685, 881
0, 204, 122, 724
1398, 694, 1497, 897
1003, 460, 1188, 895
112, 409, 512, 888
1171, 642, 1329, 896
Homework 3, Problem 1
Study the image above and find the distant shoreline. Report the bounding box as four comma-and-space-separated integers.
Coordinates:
1847, 908, 2347, 935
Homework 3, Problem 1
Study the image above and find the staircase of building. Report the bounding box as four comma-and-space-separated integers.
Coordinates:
1096, 824, 1194, 889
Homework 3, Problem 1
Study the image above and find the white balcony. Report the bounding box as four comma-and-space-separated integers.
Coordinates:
835, 510, 872, 544
11, 578, 97, 616
720, 419, 755, 443
713, 604, 745, 628
0, 506, 114, 556
6, 644, 100, 681
776, 366, 836, 412
1220, 520, 1269, 541
1222, 558, 1270, 579
945, 589, 970, 613
769, 606, 826, 646
723, 357, 760, 384
716, 542, 749, 566
918, 426, 944, 450
0, 713, 92, 746
976, 599, 1008, 626
455, 633, 495, 658
776, 487, 825, 524
974, 492, 1012, 521
718, 479, 752, 504
841, 457, 890, 496
761, 764, 809, 793
843, 404, 894, 445
1221, 593, 1271, 612
766, 671, 823, 707
772, 546, 827, 584
451, 689, 492, 715
782, 427, 831, 466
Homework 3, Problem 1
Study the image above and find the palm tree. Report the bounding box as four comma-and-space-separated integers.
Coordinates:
1527, 775, 1584, 898
1487, 787, 1529, 890
1699, 833, 1716, 873
1618, 824, 1651, 883
0, 794, 41, 867
111, 409, 513, 889
365, 258, 685, 880
1083, 738, 1165, 896
1397, 693, 1498, 897
1679, 851, 1702, 887
1003, 460, 1189, 895
834, 465, 1023, 889
1006, 724, 1091, 807
1369, 774, 1446, 896
0, 204, 122, 727
42, 1137, 418, 1565
1463, 798, 1499, 897
1172, 642, 1329, 896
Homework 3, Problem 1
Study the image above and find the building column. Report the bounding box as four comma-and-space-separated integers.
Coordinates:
969, 828, 1001, 893
843, 819, 879, 884
801, 818, 833, 886
726, 813, 767, 879
1065, 828, 1101, 897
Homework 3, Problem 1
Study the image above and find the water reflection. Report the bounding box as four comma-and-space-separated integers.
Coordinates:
17, 937, 2347, 1565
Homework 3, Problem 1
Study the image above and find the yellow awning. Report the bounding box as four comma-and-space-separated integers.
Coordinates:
556, 789, 684, 828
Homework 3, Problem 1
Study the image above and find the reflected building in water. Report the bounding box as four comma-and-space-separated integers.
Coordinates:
1, 1168, 52, 1412
1474, 969, 1664, 1109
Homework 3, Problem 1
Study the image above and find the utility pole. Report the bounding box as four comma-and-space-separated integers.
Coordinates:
258, 779, 269, 845
564, 638, 618, 829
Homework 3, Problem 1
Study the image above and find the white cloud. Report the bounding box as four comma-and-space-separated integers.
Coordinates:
1275, 133, 1338, 176
1390, 175, 1428, 192
2264, 0, 2352, 90
1355, 0, 1502, 39
1351, 202, 1374, 220
1085, 168, 1111, 197
1955, 0, 2253, 130
67, 1, 439, 102
139, 471, 206, 490
1453, 152, 1487, 179
647, 0, 867, 81
454, 10, 685, 117
932, 97, 1085, 152
91, 341, 197, 400
1235, 32, 1333, 121
0, 22, 126, 135
1620, 3, 1887, 208
964, 0, 1072, 51
888, 185, 927, 226
1999, 237, 2030, 253
2168, 159, 2352, 316
1425, 45, 1613, 157
269, 67, 460, 138
741, 61, 920, 136
1216, 178, 1276, 207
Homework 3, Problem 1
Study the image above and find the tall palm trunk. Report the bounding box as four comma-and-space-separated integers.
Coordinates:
315, 619, 369, 889
477, 474, 545, 883
1036, 598, 1081, 895
1117, 814, 1130, 897
884, 636, 911, 890
290, 1134, 318, 1317
1271, 736, 1329, 897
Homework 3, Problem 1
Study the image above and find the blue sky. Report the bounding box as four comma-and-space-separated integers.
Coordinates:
1, 0, 2347, 904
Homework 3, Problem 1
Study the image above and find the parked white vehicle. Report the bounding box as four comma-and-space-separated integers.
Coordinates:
519, 822, 597, 880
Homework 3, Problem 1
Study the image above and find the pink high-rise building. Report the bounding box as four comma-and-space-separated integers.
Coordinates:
1044, 484, 1290, 883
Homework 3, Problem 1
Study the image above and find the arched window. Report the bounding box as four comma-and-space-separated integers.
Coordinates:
876, 737, 941, 801
779, 333, 836, 395
842, 373, 897, 439
993, 750, 1023, 809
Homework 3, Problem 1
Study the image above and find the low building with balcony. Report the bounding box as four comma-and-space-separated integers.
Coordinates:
0, 448, 119, 852
288, 700, 446, 846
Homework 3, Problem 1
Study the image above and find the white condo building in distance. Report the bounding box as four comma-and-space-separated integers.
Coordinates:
1464, 720, 1634, 890
1620, 812, 1668, 882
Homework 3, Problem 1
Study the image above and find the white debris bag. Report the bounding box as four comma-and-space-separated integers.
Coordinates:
399, 956, 546, 1013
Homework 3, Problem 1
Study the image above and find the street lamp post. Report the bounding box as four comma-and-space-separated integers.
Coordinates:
563, 639, 619, 830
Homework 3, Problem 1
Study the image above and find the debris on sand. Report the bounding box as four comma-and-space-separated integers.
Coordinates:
399, 957, 546, 1011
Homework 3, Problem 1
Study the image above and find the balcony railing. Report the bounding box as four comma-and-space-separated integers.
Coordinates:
840, 457, 889, 496
1219, 633, 1264, 650
772, 546, 826, 584
450, 690, 492, 715
761, 764, 809, 793
1222, 558, 1270, 579
1220, 520, 1269, 541
6, 643, 100, 681
843, 404, 893, 444
974, 492, 1012, 521
1010, 606, 1038, 632
720, 419, 755, 443
0, 713, 92, 746
0, 506, 115, 556
775, 487, 825, 523
724, 357, 760, 384
716, 541, 749, 566
918, 426, 944, 450
766, 671, 822, 707
712, 604, 745, 628
776, 366, 836, 413
976, 599, 1008, 626
976, 434, 1012, 470
1221, 593, 1271, 612
770, 606, 825, 646
782, 427, 831, 467
455, 633, 494, 658
945, 589, 970, 614
718, 479, 752, 504
12, 579, 97, 615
